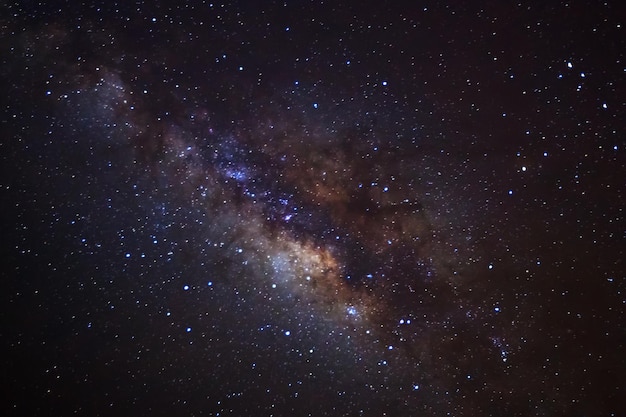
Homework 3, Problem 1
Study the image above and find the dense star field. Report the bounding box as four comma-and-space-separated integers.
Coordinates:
1, 1, 624, 416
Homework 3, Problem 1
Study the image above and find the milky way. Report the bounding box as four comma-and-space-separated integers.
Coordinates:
2, 2, 624, 416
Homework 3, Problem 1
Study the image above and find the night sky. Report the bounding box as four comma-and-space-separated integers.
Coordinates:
2, 1, 625, 416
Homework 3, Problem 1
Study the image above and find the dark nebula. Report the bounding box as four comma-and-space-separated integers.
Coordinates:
2, 2, 624, 416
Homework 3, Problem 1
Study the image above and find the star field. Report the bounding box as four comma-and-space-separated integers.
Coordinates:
2, 1, 625, 416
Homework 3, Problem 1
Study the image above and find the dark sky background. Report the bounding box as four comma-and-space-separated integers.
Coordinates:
1, 1, 624, 416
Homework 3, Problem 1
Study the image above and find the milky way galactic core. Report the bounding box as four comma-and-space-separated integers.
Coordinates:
2, 2, 624, 416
